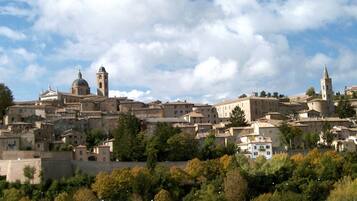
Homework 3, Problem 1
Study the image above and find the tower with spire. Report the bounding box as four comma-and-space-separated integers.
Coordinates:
320, 65, 334, 115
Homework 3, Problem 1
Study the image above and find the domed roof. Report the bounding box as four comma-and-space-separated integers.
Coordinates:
72, 70, 89, 87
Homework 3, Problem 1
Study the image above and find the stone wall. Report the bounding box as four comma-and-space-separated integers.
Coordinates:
2, 151, 73, 160
0, 158, 187, 184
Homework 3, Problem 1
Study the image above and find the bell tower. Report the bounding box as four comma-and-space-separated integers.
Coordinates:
320, 65, 334, 115
96, 66, 109, 97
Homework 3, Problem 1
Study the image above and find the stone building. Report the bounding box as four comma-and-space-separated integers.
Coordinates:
161, 101, 194, 118
60, 129, 86, 146
215, 96, 279, 122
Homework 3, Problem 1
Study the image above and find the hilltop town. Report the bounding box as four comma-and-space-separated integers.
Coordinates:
0, 65, 356, 186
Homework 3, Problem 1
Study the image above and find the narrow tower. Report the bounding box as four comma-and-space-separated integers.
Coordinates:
320, 65, 334, 115
96, 66, 109, 97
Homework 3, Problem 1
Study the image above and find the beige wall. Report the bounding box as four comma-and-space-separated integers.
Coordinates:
215, 97, 279, 122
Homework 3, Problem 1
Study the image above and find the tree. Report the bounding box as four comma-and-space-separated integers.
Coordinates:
273, 92, 279, 98
327, 177, 357, 201
154, 189, 172, 201
322, 122, 333, 147
73, 188, 97, 201
239, 94, 247, 98
306, 87, 316, 97
2, 188, 24, 201
146, 123, 181, 162
86, 128, 107, 149
302, 132, 319, 149
0, 83, 13, 119
278, 122, 298, 150
260, 90, 267, 97
336, 96, 356, 118
113, 113, 142, 161
228, 106, 248, 127
166, 133, 198, 161
23, 165, 36, 184
55, 192, 73, 201
224, 169, 248, 201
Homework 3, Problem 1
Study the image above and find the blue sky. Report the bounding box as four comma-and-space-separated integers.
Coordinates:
0, 0, 357, 103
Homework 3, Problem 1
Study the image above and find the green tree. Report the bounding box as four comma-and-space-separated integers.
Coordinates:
228, 106, 248, 127
322, 122, 333, 147
2, 188, 24, 201
166, 133, 198, 161
23, 165, 36, 184
336, 96, 356, 118
260, 90, 267, 97
306, 87, 316, 97
86, 128, 107, 149
239, 94, 247, 98
113, 113, 142, 161
146, 123, 181, 162
197, 184, 225, 201
278, 122, 299, 150
273, 92, 279, 98
302, 132, 319, 149
0, 83, 13, 119
224, 169, 248, 201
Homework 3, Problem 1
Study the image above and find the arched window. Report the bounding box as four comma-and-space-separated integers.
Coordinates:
99, 82, 102, 88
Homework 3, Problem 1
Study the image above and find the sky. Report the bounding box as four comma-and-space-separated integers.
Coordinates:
0, 0, 357, 103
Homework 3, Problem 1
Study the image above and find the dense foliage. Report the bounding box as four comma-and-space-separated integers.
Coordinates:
0, 83, 13, 119
305, 87, 316, 97
1, 150, 357, 201
113, 113, 235, 163
228, 106, 248, 127
336, 96, 356, 118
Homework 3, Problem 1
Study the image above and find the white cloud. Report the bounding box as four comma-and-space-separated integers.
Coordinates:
109, 89, 153, 101
12, 0, 357, 101
12, 48, 36, 61
0, 26, 26, 40
23, 64, 46, 81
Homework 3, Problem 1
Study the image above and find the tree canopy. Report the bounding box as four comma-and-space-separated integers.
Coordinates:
228, 106, 248, 127
0, 83, 13, 119
305, 87, 316, 97
336, 96, 356, 118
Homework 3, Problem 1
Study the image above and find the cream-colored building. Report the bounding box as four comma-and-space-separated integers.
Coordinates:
215, 96, 279, 122
237, 134, 273, 159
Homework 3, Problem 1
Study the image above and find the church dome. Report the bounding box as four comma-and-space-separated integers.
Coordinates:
72, 70, 89, 88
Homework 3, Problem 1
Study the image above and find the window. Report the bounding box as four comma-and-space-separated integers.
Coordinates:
79, 151, 83, 155
254, 152, 258, 156
266, 145, 270, 149
254, 146, 257, 150
99, 82, 102, 88
267, 151, 270, 155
